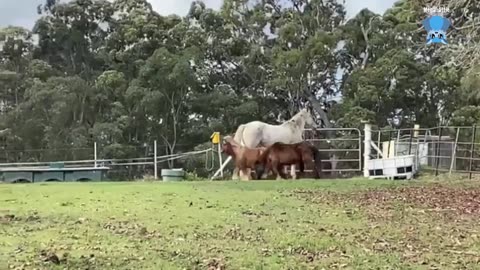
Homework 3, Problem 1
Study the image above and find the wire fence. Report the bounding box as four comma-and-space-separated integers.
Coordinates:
0, 141, 218, 181
0, 147, 94, 163
369, 125, 480, 178
3, 125, 480, 182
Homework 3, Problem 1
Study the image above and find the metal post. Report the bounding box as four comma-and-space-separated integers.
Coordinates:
376, 131, 381, 158
359, 130, 363, 172
469, 125, 477, 179
387, 130, 393, 158
154, 140, 158, 180
94, 142, 97, 168
435, 127, 443, 176
408, 129, 413, 155
414, 124, 420, 138
410, 124, 419, 157
364, 124, 371, 178
449, 128, 460, 175
396, 129, 401, 156
217, 135, 223, 178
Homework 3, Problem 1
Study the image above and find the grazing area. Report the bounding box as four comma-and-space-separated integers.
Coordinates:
1, 178, 480, 269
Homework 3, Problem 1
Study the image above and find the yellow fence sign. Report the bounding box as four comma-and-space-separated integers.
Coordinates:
210, 132, 220, 144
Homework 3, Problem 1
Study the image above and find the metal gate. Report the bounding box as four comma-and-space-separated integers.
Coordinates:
303, 128, 362, 177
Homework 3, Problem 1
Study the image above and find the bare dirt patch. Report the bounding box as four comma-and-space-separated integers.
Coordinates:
292, 184, 480, 267
203, 257, 226, 270
357, 186, 480, 217
224, 225, 265, 243
1, 213, 41, 224
294, 185, 480, 220
103, 219, 162, 239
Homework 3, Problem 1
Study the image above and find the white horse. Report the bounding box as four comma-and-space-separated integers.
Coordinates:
232, 108, 317, 180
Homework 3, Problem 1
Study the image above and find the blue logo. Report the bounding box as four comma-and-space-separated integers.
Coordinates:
422, 15, 451, 44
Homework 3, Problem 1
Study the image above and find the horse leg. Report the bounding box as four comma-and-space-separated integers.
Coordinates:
279, 170, 288, 179
232, 167, 240, 180
276, 164, 287, 180
316, 164, 322, 179
290, 164, 297, 180
271, 161, 282, 180
238, 169, 245, 180
239, 169, 249, 181
273, 166, 281, 180
310, 155, 322, 179
306, 159, 318, 179
297, 161, 305, 179
261, 167, 269, 179
257, 164, 265, 179
261, 161, 272, 179
244, 169, 251, 181
277, 164, 288, 179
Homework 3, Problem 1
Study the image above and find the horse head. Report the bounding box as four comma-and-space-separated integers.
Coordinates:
221, 140, 234, 156
297, 108, 317, 128
222, 136, 241, 156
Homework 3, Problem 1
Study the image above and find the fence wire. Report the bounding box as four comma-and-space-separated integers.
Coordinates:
370, 126, 480, 178
4, 125, 480, 181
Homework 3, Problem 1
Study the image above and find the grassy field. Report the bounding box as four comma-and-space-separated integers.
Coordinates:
1, 177, 480, 269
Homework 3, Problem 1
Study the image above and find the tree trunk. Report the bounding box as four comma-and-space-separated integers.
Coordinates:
303, 89, 332, 128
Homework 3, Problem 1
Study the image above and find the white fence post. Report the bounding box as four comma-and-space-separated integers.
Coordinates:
217, 141, 223, 178
94, 142, 97, 168
154, 140, 158, 180
364, 123, 371, 178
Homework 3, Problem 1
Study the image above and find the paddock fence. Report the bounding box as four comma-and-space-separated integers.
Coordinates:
303, 127, 362, 178
2, 125, 480, 181
0, 141, 217, 181
368, 125, 480, 178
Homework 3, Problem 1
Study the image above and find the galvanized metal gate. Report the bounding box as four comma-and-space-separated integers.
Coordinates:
303, 128, 362, 177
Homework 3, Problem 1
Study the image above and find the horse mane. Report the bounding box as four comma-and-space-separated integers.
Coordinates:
283, 109, 307, 129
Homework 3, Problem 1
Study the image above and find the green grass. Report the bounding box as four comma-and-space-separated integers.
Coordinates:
1, 178, 480, 269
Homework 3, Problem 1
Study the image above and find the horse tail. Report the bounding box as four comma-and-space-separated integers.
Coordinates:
234, 124, 247, 146
308, 144, 322, 178
255, 146, 271, 179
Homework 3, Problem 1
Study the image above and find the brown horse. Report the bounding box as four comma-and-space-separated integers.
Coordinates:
254, 142, 322, 180
221, 136, 266, 180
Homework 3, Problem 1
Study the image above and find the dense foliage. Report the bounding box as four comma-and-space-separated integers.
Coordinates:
0, 0, 478, 167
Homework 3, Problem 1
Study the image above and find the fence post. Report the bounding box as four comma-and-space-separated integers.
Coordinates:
469, 125, 477, 179
364, 123, 371, 178
217, 135, 223, 178
154, 140, 158, 180
376, 131, 381, 158
408, 129, 413, 155
395, 129, 401, 156
449, 128, 460, 175
409, 124, 419, 156
94, 142, 97, 168
434, 127, 443, 176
